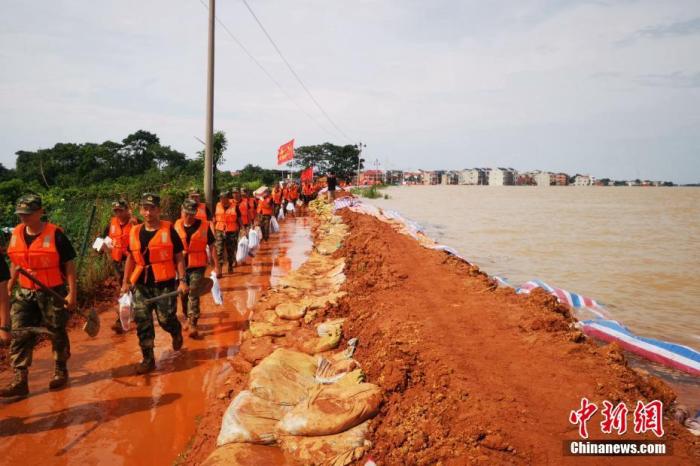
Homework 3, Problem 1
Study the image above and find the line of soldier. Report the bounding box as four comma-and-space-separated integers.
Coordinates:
0, 184, 294, 398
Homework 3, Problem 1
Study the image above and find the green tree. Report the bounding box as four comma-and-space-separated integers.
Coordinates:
196, 130, 228, 168
289, 143, 363, 180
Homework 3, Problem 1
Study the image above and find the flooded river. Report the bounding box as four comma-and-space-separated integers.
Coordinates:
0, 217, 311, 465
371, 186, 700, 406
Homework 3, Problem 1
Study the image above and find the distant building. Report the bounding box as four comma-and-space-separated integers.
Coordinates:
442, 171, 460, 185
384, 170, 403, 185
573, 175, 595, 186
402, 171, 423, 185
488, 168, 517, 186
553, 173, 569, 186
535, 172, 553, 186
516, 172, 536, 185
359, 170, 384, 185
421, 170, 443, 185
459, 168, 488, 185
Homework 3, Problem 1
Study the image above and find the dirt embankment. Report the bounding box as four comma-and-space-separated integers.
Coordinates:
185, 202, 699, 465
327, 210, 699, 465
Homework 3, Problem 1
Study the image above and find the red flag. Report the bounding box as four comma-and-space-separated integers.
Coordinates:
300, 166, 313, 181
277, 139, 295, 165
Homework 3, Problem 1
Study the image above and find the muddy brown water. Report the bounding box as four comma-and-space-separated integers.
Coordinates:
0, 217, 312, 465
370, 185, 700, 410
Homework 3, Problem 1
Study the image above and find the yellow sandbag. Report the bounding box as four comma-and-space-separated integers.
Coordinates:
278, 421, 371, 466
216, 391, 290, 446
275, 302, 307, 320
239, 336, 277, 365
277, 383, 382, 436
249, 320, 299, 338
297, 332, 342, 354
249, 348, 318, 406
202, 443, 286, 466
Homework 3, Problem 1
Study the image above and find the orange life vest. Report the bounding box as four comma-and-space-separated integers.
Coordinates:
239, 198, 250, 225
195, 202, 208, 221
258, 197, 274, 215
215, 201, 238, 232
289, 186, 299, 200
272, 189, 282, 204
302, 183, 313, 195
174, 219, 209, 269
7, 223, 64, 289
108, 216, 132, 262
128, 221, 176, 285
247, 198, 256, 220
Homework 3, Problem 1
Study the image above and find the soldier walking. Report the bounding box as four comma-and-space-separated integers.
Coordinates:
214, 190, 240, 276
0, 194, 78, 397
174, 199, 218, 338
120, 193, 187, 374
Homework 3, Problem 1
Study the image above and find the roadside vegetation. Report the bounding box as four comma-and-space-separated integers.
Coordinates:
351, 184, 389, 199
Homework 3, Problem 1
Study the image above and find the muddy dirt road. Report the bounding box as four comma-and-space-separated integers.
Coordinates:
0, 217, 311, 466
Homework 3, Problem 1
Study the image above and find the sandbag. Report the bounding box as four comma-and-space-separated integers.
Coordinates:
275, 302, 307, 320
217, 391, 290, 446
296, 325, 342, 354
248, 228, 259, 250
118, 292, 133, 331
277, 207, 285, 220
270, 216, 280, 233
210, 271, 223, 305
249, 320, 299, 338
278, 421, 370, 466
249, 348, 318, 406
277, 383, 382, 436
202, 443, 286, 466
236, 237, 249, 263
239, 336, 277, 365
286, 202, 295, 213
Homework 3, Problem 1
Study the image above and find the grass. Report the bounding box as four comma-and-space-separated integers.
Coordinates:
351, 184, 388, 199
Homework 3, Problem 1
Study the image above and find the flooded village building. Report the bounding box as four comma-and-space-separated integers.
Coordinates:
487, 168, 517, 186
458, 168, 488, 185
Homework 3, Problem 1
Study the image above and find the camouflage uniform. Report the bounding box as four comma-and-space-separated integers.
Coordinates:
132, 283, 182, 352
215, 230, 237, 268
9, 286, 70, 369
184, 268, 205, 324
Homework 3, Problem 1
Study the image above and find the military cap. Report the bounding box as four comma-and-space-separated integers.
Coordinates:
182, 198, 198, 214
111, 199, 128, 210
15, 194, 42, 214
140, 192, 160, 207
219, 189, 230, 197
188, 187, 200, 195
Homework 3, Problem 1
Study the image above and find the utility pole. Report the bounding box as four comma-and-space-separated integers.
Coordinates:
356, 142, 365, 186
204, 0, 216, 210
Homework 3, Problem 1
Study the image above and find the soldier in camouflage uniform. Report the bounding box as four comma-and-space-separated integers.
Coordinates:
1, 194, 78, 397
120, 193, 187, 374
214, 190, 240, 276
174, 199, 217, 338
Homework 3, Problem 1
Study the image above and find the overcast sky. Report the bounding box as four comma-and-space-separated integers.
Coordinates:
1, 0, 699, 183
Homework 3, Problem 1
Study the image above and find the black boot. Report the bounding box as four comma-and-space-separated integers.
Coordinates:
137, 348, 155, 374
110, 318, 124, 334
188, 318, 200, 339
172, 331, 184, 351
48, 361, 68, 390
0, 369, 29, 397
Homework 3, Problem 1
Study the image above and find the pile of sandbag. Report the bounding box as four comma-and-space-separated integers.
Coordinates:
205, 198, 381, 466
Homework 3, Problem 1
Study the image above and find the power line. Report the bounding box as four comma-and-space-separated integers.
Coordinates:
240, 0, 352, 142
197, 0, 339, 140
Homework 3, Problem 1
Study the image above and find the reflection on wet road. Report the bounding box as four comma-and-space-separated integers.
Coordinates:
0, 217, 311, 465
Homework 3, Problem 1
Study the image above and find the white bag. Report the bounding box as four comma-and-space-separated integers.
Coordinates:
248, 228, 259, 250
270, 216, 280, 233
296, 199, 303, 207
277, 207, 285, 220
286, 202, 295, 213
92, 237, 105, 252
118, 292, 133, 331
236, 236, 249, 263
210, 271, 223, 305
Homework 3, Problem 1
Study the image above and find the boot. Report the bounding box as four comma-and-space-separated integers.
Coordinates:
188, 319, 200, 339
110, 319, 124, 334
227, 263, 234, 275
172, 331, 184, 351
48, 361, 68, 390
137, 348, 155, 375
216, 265, 223, 277
0, 369, 29, 397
